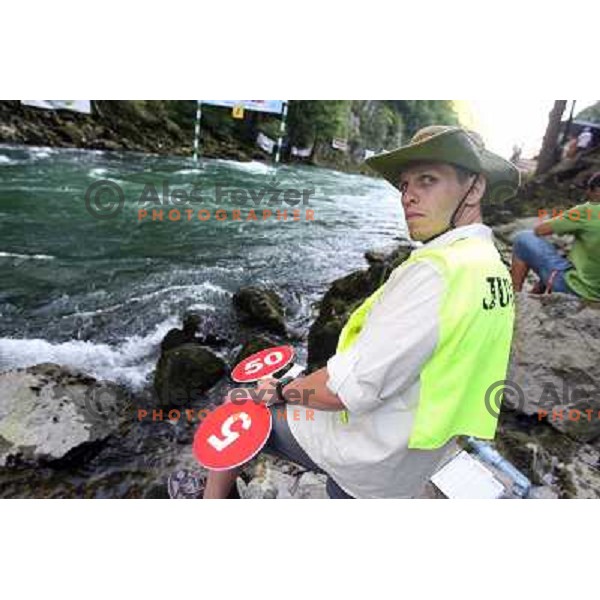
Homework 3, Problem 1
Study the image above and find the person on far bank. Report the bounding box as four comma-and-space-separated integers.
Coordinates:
171, 126, 519, 499
511, 172, 600, 300
577, 127, 593, 154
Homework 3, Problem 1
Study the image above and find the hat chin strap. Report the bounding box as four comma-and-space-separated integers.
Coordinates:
419, 174, 479, 244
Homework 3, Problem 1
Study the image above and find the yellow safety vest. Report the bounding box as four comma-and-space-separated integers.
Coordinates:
335, 235, 515, 449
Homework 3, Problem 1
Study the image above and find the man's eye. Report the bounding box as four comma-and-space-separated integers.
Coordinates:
420, 174, 436, 184
399, 182, 408, 193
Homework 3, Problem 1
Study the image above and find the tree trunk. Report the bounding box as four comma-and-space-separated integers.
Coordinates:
535, 100, 567, 175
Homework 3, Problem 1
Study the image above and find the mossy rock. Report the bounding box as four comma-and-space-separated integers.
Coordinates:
154, 344, 226, 408
232, 286, 286, 336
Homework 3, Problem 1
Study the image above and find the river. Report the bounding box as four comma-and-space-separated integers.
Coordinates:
0, 144, 407, 388
0, 145, 408, 497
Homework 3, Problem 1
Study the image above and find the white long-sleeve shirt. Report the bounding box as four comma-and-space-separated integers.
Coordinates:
288, 223, 495, 498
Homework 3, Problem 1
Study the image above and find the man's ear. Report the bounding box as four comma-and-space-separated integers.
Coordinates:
464, 174, 486, 205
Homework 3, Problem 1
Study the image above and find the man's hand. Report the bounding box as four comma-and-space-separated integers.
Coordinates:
254, 377, 282, 406
223, 368, 346, 412
534, 221, 554, 236
222, 377, 281, 407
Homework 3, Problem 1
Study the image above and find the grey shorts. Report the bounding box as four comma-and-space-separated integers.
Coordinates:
262, 405, 354, 499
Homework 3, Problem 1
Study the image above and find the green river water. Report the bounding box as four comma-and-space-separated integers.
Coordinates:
0, 143, 407, 497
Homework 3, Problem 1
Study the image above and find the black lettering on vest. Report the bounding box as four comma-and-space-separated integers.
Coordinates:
483, 277, 497, 310
498, 277, 510, 307
483, 276, 514, 310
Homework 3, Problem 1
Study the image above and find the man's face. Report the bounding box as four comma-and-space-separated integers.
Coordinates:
397, 161, 472, 241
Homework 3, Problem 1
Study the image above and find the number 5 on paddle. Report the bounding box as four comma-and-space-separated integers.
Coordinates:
193, 400, 272, 470
207, 411, 252, 451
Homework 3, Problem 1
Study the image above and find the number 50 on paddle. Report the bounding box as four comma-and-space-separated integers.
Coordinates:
230, 345, 295, 382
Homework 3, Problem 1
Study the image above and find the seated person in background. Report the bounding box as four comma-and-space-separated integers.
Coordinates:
511, 172, 600, 300
577, 127, 593, 154
562, 135, 578, 160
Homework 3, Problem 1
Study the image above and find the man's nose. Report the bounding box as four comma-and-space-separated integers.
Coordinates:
401, 182, 418, 207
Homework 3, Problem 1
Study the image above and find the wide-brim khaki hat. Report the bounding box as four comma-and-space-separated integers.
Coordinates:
365, 125, 521, 203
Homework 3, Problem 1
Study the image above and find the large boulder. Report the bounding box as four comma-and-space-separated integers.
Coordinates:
0, 363, 130, 467
504, 293, 600, 442
153, 344, 226, 408
232, 286, 287, 336
484, 290, 600, 497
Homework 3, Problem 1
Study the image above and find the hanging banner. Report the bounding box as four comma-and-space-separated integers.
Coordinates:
21, 100, 92, 114
256, 132, 276, 154
291, 145, 313, 158
202, 100, 285, 115
331, 137, 348, 152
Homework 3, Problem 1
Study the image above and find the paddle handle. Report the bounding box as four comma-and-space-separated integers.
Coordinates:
256, 361, 305, 383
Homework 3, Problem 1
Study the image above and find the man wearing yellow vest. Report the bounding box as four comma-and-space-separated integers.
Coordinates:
199, 125, 520, 499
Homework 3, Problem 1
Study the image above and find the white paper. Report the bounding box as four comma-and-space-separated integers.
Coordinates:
431, 450, 505, 499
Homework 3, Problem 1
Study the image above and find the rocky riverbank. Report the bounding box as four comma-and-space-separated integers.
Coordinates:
2, 220, 599, 498
0, 101, 262, 162
0, 101, 369, 174
0, 236, 417, 498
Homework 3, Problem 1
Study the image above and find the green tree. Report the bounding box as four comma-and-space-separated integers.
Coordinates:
286, 101, 351, 148
576, 100, 600, 124
386, 100, 459, 139
536, 100, 567, 175
351, 101, 402, 151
